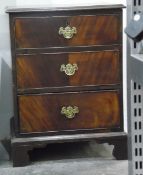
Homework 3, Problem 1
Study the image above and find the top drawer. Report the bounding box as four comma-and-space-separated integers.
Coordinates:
14, 15, 121, 49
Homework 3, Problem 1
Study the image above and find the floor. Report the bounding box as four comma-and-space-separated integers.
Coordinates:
0, 142, 128, 175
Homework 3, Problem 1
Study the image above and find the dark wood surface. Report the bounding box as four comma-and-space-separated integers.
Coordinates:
12, 131, 127, 143
16, 50, 120, 89
15, 15, 121, 49
7, 5, 125, 167
19, 90, 121, 133
9, 7, 123, 136
11, 131, 127, 167
6, 4, 125, 13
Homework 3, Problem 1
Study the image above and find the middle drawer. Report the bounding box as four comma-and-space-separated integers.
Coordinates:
16, 50, 120, 90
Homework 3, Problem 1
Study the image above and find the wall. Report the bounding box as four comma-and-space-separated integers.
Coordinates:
0, 0, 127, 160
0, 0, 16, 160
16, 0, 125, 6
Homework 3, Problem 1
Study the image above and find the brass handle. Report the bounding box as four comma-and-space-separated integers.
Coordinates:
59, 25, 77, 39
61, 106, 79, 119
60, 63, 78, 76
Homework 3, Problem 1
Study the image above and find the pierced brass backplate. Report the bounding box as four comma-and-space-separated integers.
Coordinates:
61, 106, 79, 119
60, 63, 78, 76
59, 25, 77, 39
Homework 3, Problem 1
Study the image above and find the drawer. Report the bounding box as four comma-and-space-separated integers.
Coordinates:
19, 90, 121, 134
16, 50, 120, 89
15, 15, 121, 49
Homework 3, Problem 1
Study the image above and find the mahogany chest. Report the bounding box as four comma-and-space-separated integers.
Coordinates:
7, 4, 127, 166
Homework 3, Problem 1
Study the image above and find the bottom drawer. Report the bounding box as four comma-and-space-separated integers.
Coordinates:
18, 91, 122, 134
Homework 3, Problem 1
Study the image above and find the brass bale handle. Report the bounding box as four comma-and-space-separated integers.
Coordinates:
60, 63, 78, 76
61, 106, 79, 119
59, 25, 77, 39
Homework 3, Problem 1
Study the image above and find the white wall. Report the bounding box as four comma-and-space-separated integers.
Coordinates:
0, 0, 16, 160
0, 0, 16, 139
16, 0, 126, 6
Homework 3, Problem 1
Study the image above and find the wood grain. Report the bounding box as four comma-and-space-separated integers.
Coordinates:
19, 91, 121, 133
15, 15, 121, 48
16, 50, 120, 89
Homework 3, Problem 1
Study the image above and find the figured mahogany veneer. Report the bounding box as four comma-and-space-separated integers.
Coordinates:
15, 15, 121, 49
10, 5, 123, 136
16, 50, 120, 89
19, 91, 121, 133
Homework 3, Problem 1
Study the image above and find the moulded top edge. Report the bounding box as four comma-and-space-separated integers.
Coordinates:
6, 4, 125, 13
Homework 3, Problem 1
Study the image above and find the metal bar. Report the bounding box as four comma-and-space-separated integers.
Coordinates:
127, 0, 143, 175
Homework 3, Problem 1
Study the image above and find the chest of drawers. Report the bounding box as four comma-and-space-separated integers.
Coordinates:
7, 4, 127, 167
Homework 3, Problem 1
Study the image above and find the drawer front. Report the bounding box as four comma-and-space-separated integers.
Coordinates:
16, 50, 120, 89
15, 15, 121, 49
19, 91, 121, 133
